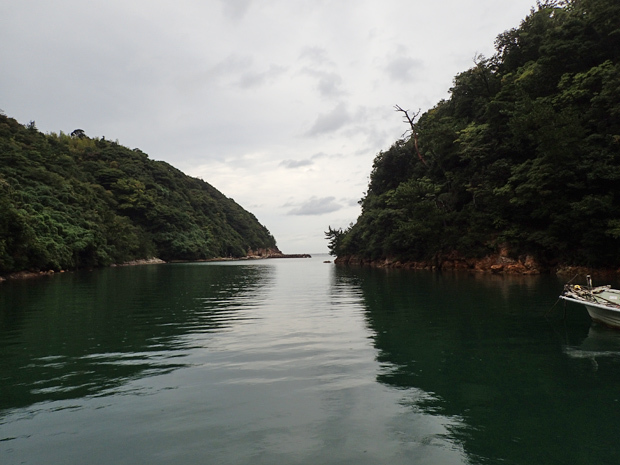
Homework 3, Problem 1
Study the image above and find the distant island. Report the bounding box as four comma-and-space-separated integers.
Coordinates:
327, 0, 620, 274
0, 113, 282, 277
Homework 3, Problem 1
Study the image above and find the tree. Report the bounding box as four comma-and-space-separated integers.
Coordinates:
71, 129, 86, 139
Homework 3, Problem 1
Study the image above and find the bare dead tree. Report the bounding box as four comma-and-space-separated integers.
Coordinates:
394, 105, 427, 166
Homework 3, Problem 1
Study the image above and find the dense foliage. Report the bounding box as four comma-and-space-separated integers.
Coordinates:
0, 115, 277, 274
328, 0, 620, 268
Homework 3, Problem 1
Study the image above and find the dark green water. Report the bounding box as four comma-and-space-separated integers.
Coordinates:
1, 256, 620, 464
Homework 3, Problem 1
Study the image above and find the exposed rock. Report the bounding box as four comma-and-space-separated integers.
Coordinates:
246, 247, 283, 258
335, 251, 545, 275
3, 270, 58, 280
113, 258, 166, 267
247, 248, 311, 259
490, 264, 504, 273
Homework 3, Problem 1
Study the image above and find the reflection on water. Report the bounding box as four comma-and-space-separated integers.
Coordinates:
2, 258, 620, 464
563, 325, 620, 370
0, 263, 272, 410
338, 267, 620, 465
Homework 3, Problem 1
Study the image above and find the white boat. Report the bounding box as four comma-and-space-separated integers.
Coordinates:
560, 279, 620, 329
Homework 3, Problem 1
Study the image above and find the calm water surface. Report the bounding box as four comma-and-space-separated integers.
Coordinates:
1, 255, 620, 464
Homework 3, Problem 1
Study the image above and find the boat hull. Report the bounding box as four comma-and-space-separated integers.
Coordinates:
560, 293, 620, 329
584, 304, 620, 329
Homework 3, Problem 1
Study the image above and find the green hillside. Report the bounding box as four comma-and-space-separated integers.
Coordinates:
0, 114, 278, 274
328, 0, 620, 270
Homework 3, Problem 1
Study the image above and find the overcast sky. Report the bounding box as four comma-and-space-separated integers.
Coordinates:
1, 0, 536, 253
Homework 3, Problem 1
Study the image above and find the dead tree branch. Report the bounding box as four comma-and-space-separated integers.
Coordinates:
394, 105, 427, 166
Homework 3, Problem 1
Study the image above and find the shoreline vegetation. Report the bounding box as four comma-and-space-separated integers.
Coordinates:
0, 252, 312, 282
0, 114, 280, 277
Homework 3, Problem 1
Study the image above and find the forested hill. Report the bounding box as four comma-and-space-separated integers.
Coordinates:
0, 114, 278, 274
327, 0, 620, 271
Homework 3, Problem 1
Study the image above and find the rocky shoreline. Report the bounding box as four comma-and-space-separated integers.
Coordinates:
173, 254, 312, 263
110, 258, 166, 267
0, 253, 312, 283
334, 249, 620, 277
0, 257, 166, 282
202, 252, 312, 261
246, 248, 311, 259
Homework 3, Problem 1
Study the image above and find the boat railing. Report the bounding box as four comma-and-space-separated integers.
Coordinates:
562, 284, 620, 308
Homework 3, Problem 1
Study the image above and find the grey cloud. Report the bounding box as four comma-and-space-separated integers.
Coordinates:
385, 56, 423, 82
280, 159, 314, 169
299, 47, 334, 67
238, 64, 286, 89
286, 196, 342, 216
220, 0, 252, 20
299, 47, 343, 99
302, 68, 344, 99
208, 56, 285, 89
317, 73, 344, 98
210, 54, 254, 77
311, 151, 345, 160
305, 103, 351, 137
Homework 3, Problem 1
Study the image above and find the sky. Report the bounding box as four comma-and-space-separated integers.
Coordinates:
1, 0, 537, 254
